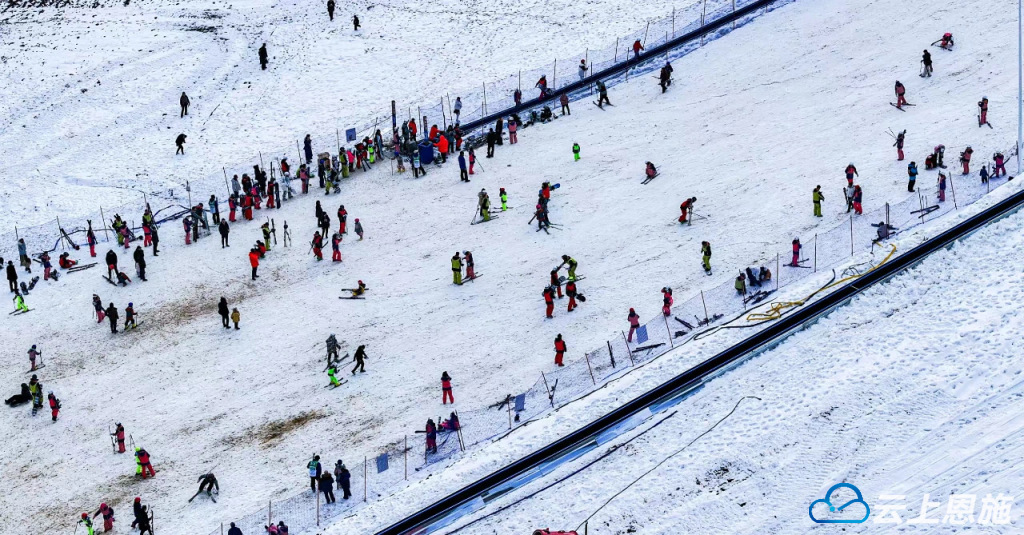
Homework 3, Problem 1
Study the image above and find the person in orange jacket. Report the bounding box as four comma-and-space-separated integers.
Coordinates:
632, 39, 644, 58
543, 286, 555, 318
554, 334, 566, 366
627, 308, 640, 342
549, 270, 563, 298
311, 232, 324, 261
248, 247, 260, 280
678, 197, 696, 224
566, 279, 578, 311
435, 134, 449, 163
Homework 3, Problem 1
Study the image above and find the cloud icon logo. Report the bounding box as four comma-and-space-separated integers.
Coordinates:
809, 483, 870, 523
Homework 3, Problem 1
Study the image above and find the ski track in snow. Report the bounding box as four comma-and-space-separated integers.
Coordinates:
1, 0, 1022, 532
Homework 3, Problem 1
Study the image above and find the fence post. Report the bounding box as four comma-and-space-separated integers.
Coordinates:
849, 215, 854, 256
664, 314, 674, 348
776, 253, 780, 290
607, 340, 616, 368
584, 352, 596, 384
700, 290, 710, 324
614, 37, 619, 62
363, 456, 368, 502
404, 435, 408, 480
221, 523, 224, 535
268, 500, 272, 526
949, 174, 958, 209
441, 98, 447, 129
813, 233, 817, 272
222, 168, 231, 196
482, 83, 487, 115
732, 0, 737, 29
507, 394, 513, 429
642, 21, 650, 48
553, 59, 557, 89
672, 8, 675, 37
316, 484, 321, 526
99, 207, 110, 242
296, 140, 302, 163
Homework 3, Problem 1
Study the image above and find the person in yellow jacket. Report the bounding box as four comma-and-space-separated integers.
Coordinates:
451, 253, 462, 285
813, 185, 824, 217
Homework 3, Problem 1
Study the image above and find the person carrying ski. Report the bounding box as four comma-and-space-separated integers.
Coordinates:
307, 456, 322, 492
852, 185, 863, 214
311, 231, 324, 261
441, 371, 454, 404
105, 302, 119, 333
258, 43, 268, 70
627, 308, 640, 342
812, 185, 824, 217
113, 423, 126, 453
921, 49, 932, 77
894, 130, 905, 161
661, 287, 673, 316
908, 161, 919, 191
543, 285, 555, 318
554, 334, 566, 366
894, 81, 907, 109
93, 503, 115, 531
566, 279, 579, 312
701, 241, 712, 274
978, 97, 989, 126
451, 252, 462, 285
48, 392, 60, 421
351, 345, 367, 374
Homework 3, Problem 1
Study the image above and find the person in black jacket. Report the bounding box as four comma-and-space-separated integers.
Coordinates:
318, 470, 335, 503
175, 133, 187, 155
258, 43, 268, 70
486, 128, 497, 157
105, 302, 119, 333
180, 92, 190, 117
133, 246, 147, 281
335, 461, 351, 499
131, 497, 145, 529
105, 250, 118, 279
219, 219, 230, 248
227, 522, 243, 535
327, 0, 335, 20
6, 260, 16, 292
218, 298, 230, 328
308, 455, 322, 492
351, 345, 367, 374
190, 473, 219, 501
151, 224, 159, 256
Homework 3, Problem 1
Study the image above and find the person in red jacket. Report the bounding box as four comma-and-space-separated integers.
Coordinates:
549, 270, 563, 298
311, 232, 324, 261
441, 371, 454, 404
960, 146, 973, 174
112, 423, 126, 453
627, 308, 640, 342
894, 81, 907, 109
565, 279, 578, 312
248, 247, 260, 280
93, 503, 115, 531
242, 194, 253, 220
543, 286, 555, 318
87, 222, 98, 257
678, 197, 696, 224
228, 195, 237, 222
661, 287, 673, 316
408, 118, 418, 140
791, 239, 801, 266
632, 39, 644, 58
337, 205, 348, 234
47, 392, 60, 421
554, 334, 566, 366
844, 163, 858, 186
137, 448, 155, 478
331, 232, 342, 262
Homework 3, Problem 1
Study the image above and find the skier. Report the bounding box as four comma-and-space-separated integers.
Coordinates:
28, 345, 40, 371
441, 371, 454, 404
934, 144, 946, 168
645, 162, 658, 181
486, 128, 497, 158
451, 252, 462, 285
259, 43, 268, 70
105, 302, 119, 333
978, 97, 989, 126
701, 241, 712, 274
852, 185, 863, 214
113, 423, 126, 453
28, 375, 42, 413
134, 499, 153, 535
175, 133, 187, 155
543, 285, 555, 318
659, 62, 673, 92
133, 246, 147, 281
304, 134, 313, 164
994, 152, 1007, 177
180, 91, 190, 117
535, 75, 548, 98
632, 39, 643, 59
319, 469, 335, 504
425, 419, 438, 454
479, 191, 491, 222
327, 0, 334, 20
219, 219, 230, 248
565, 279, 579, 312
960, 146, 973, 175
937, 173, 946, 202
188, 473, 219, 502
791, 238, 802, 267
79, 513, 95, 535
327, 363, 341, 387
48, 392, 60, 421
561, 255, 578, 281
183, 215, 193, 245
335, 461, 352, 499
578, 58, 587, 80
554, 334, 566, 366
307, 455, 322, 492
894, 81, 907, 109
572, 142, 581, 161
463, 250, 475, 280
596, 80, 610, 107
93, 294, 105, 323
6, 260, 17, 292
908, 161, 919, 191
337, 205, 348, 234
939, 32, 954, 49
311, 231, 324, 261
661, 287, 673, 316
261, 223, 272, 252
249, 247, 259, 280
458, 151, 469, 182
627, 308, 640, 342
875, 221, 896, 241
894, 130, 905, 161
468, 148, 477, 174
678, 197, 697, 224
812, 185, 824, 217
351, 344, 367, 374
231, 307, 240, 329
352, 14, 360, 30
354, 218, 364, 240
93, 503, 115, 531
514, 88, 523, 106
560, 92, 570, 116
124, 302, 137, 330
87, 222, 98, 257
921, 49, 932, 77
499, 188, 508, 211
735, 273, 747, 295
40, 252, 54, 281
549, 270, 563, 298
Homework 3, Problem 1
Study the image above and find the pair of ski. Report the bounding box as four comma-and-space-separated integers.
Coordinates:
470, 215, 499, 226
593, 101, 614, 110
9, 309, 31, 316
66, 262, 97, 273
786, 259, 812, 269
325, 380, 350, 389
642, 172, 660, 185
457, 274, 483, 285
695, 313, 723, 327
744, 289, 775, 305
536, 223, 562, 233
889, 102, 916, 112
339, 287, 368, 300
979, 117, 993, 129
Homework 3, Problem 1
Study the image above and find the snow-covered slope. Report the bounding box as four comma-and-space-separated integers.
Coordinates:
1, 0, 1019, 532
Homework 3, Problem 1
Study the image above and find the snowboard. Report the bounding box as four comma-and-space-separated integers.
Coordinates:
67, 263, 98, 272
28, 364, 46, 372
557, 275, 585, 283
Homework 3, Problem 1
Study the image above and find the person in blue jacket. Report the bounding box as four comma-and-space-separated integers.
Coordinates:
907, 161, 918, 192
458, 151, 469, 182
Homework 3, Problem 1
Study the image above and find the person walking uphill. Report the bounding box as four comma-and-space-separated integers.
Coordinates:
554, 334, 566, 366
353, 14, 360, 30
105, 302, 119, 333
327, 0, 335, 20
6, 261, 16, 292
458, 151, 469, 182
812, 185, 824, 217
175, 133, 186, 155
351, 344, 367, 374
335, 461, 352, 499
441, 371, 454, 404
180, 92, 190, 117
218, 297, 230, 328
701, 241, 712, 274
231, 307, 240, 329
319, 470, 335, 504
259, 43, 269, 70
627, 308, 640, 342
